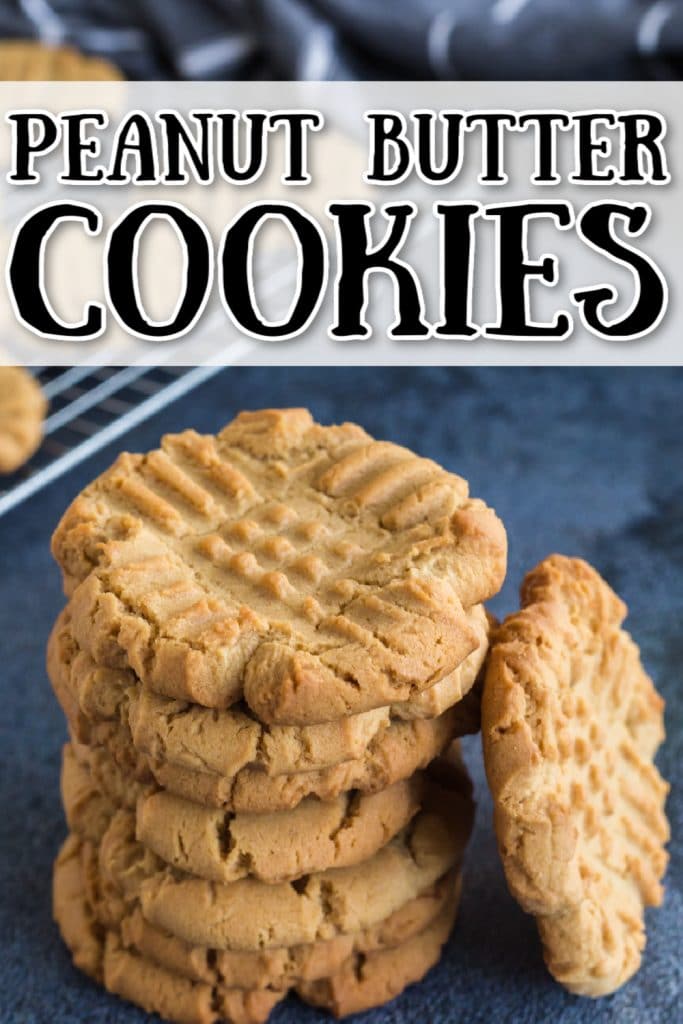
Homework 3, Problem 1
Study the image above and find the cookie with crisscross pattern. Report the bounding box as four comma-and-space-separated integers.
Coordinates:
483, 555, 669, 996
52, 408, 506, 719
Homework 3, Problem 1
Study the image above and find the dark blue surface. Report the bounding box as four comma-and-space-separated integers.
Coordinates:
0, 367, 680, 1024
0, 1, 681, 80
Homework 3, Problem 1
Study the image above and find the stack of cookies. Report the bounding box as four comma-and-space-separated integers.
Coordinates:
47, 408, 508, 1023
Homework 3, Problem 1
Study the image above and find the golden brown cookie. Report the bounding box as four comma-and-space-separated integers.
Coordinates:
104, 934, 283, 1024
0, 41, 122, 80
58, 825, 459, 993
296, 888, 457, 1017
137, 779, 423, 885
54, 832, 460, 1022
88, 756, 472, 953
149, 708, 463, 813
53, 833, 103, 981
120, 872, 459, 991
61, 743, 119, 843
63, 742, 425, 884
51, 408, 506, 717
71, 698, 466, 814
0, 367, 47, 473
56, 616, 474, 811
141, 803, 468, 953
53, 836, 284, 1024
482, 555, 669, 997
48, 601, 488, 781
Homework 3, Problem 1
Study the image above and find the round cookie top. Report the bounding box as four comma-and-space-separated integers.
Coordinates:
52, 407, 506, 718
0, 41, 123, 80
482, 554, 669, 997
0, 366, 47, 473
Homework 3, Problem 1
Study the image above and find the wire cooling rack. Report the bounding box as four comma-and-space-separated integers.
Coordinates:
0, 365, 223, 519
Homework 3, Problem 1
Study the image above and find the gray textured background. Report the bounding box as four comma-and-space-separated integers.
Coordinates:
0, 367, 680, 1023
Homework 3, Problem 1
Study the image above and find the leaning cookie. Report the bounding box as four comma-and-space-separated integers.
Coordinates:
0, 41, 122, 80
482, 555, 669, 997
0, 367, 47, 473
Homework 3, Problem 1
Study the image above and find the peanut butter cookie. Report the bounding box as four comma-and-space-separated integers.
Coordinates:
52, 408, 506, 717
482, 555, 669, 996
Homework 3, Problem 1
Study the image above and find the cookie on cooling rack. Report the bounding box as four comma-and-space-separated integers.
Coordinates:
0, 366, 47, 473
